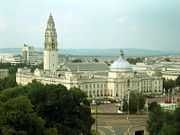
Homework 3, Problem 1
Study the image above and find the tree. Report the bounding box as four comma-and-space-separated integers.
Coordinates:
159, 124, 177, 135
0, 75, 17, 91
130, 92, 145, 114
146, 102, 178, 135
122, 100, 128, 112
92, 58, 99, 62
163, 78, 176, 90
175, 75, 180, 87
165, 58, 170, 62
69, 87, 94, 134
147, 103, 180, 135
126, 57, 145, 65
0, 96, 45, 135
129, 92, 138, 114
72, 58, 83, 63
148, 101, 159, 112
27, 82, 93, 135
0, 81, 94, 135
138, 93, 145, 110
123, 91, 145, 114
147, 103, 164, 135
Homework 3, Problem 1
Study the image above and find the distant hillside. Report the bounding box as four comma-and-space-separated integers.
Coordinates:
0, 48, 179, 56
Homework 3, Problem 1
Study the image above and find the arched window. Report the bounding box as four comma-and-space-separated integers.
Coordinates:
127, 79, 130, 87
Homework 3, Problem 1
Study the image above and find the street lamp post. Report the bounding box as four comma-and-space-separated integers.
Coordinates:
147, 97, 149, 114
168, 89, 170, 102
96, 103, 98, 133
92, 95, 98, 134
137, 93, 139, 114
127, 90, 130, 120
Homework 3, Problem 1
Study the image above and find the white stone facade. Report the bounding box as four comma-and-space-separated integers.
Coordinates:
16, 14, 163, 100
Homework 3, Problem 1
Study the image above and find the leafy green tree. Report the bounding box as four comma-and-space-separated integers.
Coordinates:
72, 58, 83, 63
174, 107, 180, 121
0, 81, 94, 135
92, 58, 99, 62
159, 124, 177, 135
175, 75, 180, 87
8, 63, 28, 75
147, 104, 180, 135
126, 57, 145, 65
0, 75, 17, 91
27, 82, 93, 135
163, 78, 176, 90
148, 101, 158, 112
165, 58, 170, 62
159, 108, 180, 135
138, 93, 145, 110
129, 92, 138, 114
122, 100, 128, 112
130, 92, 145, 114
0, 96, 45, 135
123, 91, 145, 114
147, 102, 164, 135
69, 87, 94, 134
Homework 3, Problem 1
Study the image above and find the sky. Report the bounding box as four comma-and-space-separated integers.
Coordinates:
0, 0, 180, 51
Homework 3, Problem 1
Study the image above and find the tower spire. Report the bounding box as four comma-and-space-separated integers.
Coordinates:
44, 13, 57, 50
44, 14, 58, 73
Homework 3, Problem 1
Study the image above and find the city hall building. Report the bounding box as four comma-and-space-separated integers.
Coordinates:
16, 14, 163, 100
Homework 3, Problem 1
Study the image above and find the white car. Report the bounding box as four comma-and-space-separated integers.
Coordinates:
115, 103, 121, 107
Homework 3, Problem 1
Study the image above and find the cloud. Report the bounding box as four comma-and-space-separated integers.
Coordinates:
117, 16, 129, 24
130, 25, 139, 32
0, 16, 7, 31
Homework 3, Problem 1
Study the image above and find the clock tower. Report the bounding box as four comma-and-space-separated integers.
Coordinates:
44, 13, 58, 73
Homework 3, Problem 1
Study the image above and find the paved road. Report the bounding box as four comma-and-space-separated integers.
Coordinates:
114, 126, 128, 135
99, 126, 114, 135
95, 126, 128, 135
92, 114, 147, 135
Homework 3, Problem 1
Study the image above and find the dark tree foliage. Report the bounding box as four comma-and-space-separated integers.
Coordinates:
31, 62, 44, 72
69, 87, 94, 134
147, 102, 180, 135
148, 101, 159, 112
92, 58, 99, 62
0, 75, 17, 91
0, 62, 43, 75
130, 92, 145, 114
165, 58, 170, 62
72, 58, 83, 63
147, 102, 164, 135
122, 91, 145, 114
163, 78, 176, 90
0, 62, 11, 69
0, 96, 45, 135
0, 62, 27, 75
159, 124, 177, 135
126, 57, 145, 65
122, 100, 128, 112
175, 75, 180, 87
0, 81, 93, 135
129, 92, 138, 114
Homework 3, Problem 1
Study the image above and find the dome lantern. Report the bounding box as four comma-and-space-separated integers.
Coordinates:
110, 50, 132, 71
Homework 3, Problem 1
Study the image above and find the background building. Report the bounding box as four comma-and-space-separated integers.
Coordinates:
22, 44, 43, 65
